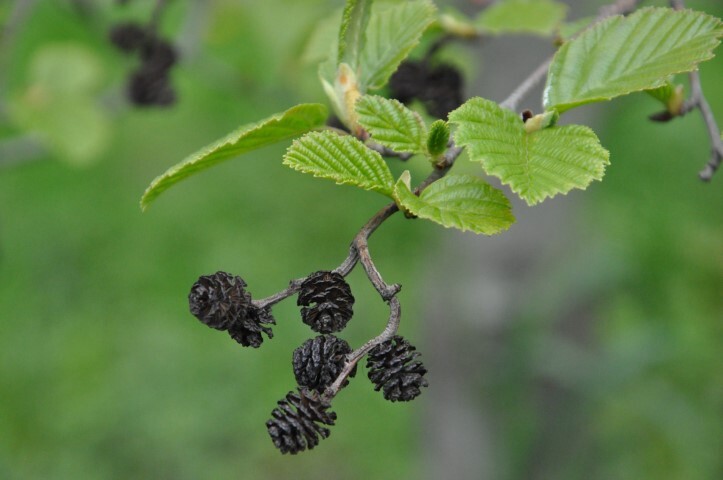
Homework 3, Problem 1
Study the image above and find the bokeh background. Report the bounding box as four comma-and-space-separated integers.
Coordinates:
0, 0, 721, 479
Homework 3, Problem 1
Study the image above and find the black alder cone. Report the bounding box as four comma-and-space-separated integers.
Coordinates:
109, 22, 147, 53
127, 66, 176, 107
188, 271, 274, 348
266, 388, 337, 454
293, 335, 356, 392
389, 60, 464, 119
297, 271, 354, 333
366, 335, 428, 402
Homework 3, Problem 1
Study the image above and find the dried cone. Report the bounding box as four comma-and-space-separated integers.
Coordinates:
293, 335, 356, 392
366, 335, 428, 402
188, 271, 274, 348
297, 271, 354, 333
266, 388, 337, 454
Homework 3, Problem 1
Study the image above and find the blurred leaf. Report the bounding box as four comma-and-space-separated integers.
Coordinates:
544, 7, 723, 113
283, 130, 395, 197
338, 0, 372, 69
356, 95, 427, 154
359, 0, 437, 90
29, 43, 104, 94
300, 10, 342, 65
476, 0, 568, 36
8, 43, 109, 165
393, 171, 514, 234
141, 104, 328, 211
450, 97, 609, 205
439, 7, 480, 38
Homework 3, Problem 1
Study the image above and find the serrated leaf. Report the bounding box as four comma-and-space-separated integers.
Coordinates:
338, 0, 372, 69
476, 0, 568, 36
427, 120, 450, 157
393, 172, 515, 235
359, 0, 437, 90
544, 7, 723, 113
556, 16, 594, 41
449, 97, 609, 205
141, 104, 327, 211
283, 130, 395, 197
356, 95, 427, 154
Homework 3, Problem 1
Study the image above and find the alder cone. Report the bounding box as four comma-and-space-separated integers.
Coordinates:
127, 67, 176, 107
227, 305, 275, 348
297, 271, 354, 333
109, 22, 147, 53
266, 388, 336, 454
389, 60, 464, 119
366, 335, 428, 402
188, 271, 274, 348
292, 335, 356, 392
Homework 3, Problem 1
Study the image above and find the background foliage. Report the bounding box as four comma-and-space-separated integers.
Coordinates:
0, 0, 720, 479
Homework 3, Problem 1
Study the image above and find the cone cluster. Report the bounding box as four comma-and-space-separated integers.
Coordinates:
109, 22, 177, 107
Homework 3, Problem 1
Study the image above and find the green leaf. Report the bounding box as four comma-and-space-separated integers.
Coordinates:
426, 120, 450, 157
283, 130, 395, 197
338, 0, 372, 69
449, 97, 609, 205
393, 171, 515, 235
476, 0, 568, 36
141, 104, 327, 211
356, 95, 427, 154
359, 0, 437, 90
544, 7, 723, 113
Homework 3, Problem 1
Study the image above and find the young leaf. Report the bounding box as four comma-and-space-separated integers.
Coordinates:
359, 0, 437, 90
426, 120, 450, 157
449, 97, 609, 205
283, 130, 395, 197
393, 172, 515, 235
476, 0, 568, 36
356, 95, 427, 154
141, 103, 328, 211
544, 7, 723, 113
338, 0, 372, 70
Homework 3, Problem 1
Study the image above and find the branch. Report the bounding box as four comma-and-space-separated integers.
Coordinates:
671, 0, 722, 181
498, 0, 641, 113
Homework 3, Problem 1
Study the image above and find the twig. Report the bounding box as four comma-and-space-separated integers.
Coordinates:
262, 0, 649, 404
498, 0, 641, 112
365, 142, 413, 160
671, 0, 722, 180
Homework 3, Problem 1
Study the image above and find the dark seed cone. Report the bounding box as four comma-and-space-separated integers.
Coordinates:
389, 60, 464, 119
188, 271, 274, 347
127, 66, 176, 107
297, 271, 354, 333
227, 306, 275, 348
293, 335, 356, 392
366, 335, 428, 402
266, 388, 336, 454
419, 64, 464, 119
139, 38, 178, 72
109, 22, 147, 53
389, 61, 427, 104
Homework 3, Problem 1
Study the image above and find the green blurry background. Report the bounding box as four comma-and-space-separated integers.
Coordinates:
0, 1, 720, 479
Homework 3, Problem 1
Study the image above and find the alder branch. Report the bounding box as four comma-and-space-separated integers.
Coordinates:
260, 0, 650, 404
499, 0, 641, 113
671, 0, 722, 181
